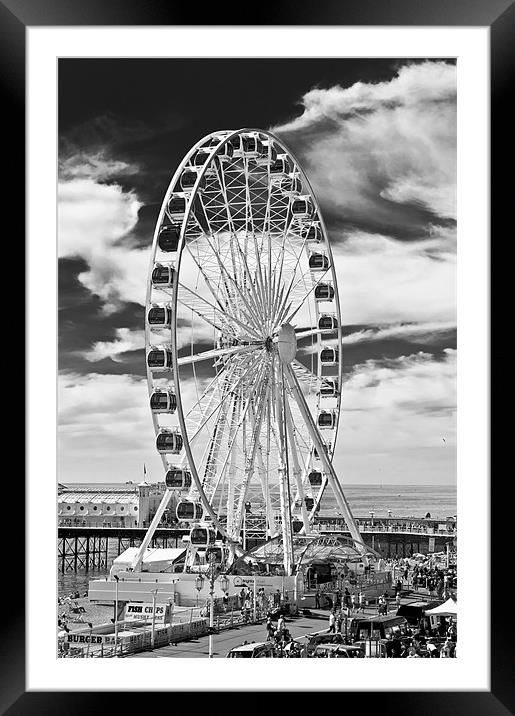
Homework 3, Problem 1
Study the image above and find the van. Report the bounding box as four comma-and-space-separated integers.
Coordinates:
226, 642, 275, 658
396, 600, 441, 628
350, 615, 409, 642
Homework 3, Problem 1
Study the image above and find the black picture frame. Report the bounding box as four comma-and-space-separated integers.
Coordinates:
7, 0, 507, 711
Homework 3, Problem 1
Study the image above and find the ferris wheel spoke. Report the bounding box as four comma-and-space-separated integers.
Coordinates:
283, 363, 365, 553
282, 267, 331, 326
234, 369, 272, 534
177, 343, 262, 366
284, 395, 311, 533
177, 282, 262, 340
202, 232, 265, 333
186, 353, 264, 444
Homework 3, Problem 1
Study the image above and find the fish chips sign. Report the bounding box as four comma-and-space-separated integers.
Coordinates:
125, 602, 169, 623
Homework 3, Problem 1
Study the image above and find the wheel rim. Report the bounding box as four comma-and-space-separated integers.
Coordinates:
146, 128, 345, 570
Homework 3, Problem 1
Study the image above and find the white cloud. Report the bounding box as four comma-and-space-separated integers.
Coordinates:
83, 328, 146, 362
342, 321, 456, 345
332, 229, 456, 325
59, 151, 139, 182
273, 60, 456, 221
331, 350, 456, 484
58, 176, 147, 312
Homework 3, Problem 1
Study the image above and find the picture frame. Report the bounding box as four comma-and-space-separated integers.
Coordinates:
6, 0, 506, 710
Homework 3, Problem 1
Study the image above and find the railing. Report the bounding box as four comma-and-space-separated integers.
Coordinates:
58, 604, 268, 658
314, 522, 456, 536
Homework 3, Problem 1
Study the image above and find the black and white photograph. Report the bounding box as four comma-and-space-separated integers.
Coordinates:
56, 56, 460, 662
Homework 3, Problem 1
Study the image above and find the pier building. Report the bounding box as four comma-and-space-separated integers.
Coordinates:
58, 481, 179, 530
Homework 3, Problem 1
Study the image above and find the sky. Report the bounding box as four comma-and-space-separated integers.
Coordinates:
58, 58, 456, 487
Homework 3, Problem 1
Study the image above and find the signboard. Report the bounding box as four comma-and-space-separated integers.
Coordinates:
125, 602, 169, 623
428, 537, 436, 553
64, 632, 138, 646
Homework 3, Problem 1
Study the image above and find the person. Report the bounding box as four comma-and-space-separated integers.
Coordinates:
395, 592, 402, 610
239, 587, 246, 609
358, 591, 365, 614
277, 614, 285, 634
344, 587, 351, 609
222, 591, 229, 613
426, 638, 439, 658
335, 611, 342, 634
350, 592, 356, 612
328, 609, 336, 633
407, 647, 421, 658
273, 589, 282, 607
266, 616, 275, 641
315, 588, 321, 609
385, 634, 394, 658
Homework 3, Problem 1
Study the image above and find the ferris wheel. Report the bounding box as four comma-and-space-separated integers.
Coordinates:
142, 128, 363, 574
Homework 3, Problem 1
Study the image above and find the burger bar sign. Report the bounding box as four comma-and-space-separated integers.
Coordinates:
125, 602, 169, 623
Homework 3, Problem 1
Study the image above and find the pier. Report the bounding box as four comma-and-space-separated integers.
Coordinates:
58, 516, 456, 573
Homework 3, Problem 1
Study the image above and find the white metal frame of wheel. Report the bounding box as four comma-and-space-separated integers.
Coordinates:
131, 128, 366, 576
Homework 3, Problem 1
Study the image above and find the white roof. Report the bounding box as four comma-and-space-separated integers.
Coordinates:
59, 494, 138, 505
425, 597, 457, 617
113, 547, 186, 566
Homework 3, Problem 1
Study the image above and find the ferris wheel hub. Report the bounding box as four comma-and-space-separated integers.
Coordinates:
277, 323, 297, 364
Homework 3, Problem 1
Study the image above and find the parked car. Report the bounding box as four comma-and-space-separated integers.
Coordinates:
304, 631, 346, 656
311, 644, 365, 658
226, 641, 276, 658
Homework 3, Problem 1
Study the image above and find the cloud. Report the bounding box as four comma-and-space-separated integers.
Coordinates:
332, 229, 456, 325
58, 174, 148, 313
331, 349, 456, 484
342, 321, 456, 345
273, 60, 456, 227
83, 328, 146, 362
59, 151, 139, 182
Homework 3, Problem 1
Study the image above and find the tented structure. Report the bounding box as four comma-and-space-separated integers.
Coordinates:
425, 596, 457, 617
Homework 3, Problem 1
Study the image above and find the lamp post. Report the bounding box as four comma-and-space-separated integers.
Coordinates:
195, 573, 204, 608
151, 588, 159, 650
113, 575, 119, 657
206, 554, 229, 658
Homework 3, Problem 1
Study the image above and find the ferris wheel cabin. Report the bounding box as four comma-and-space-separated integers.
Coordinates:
309, 252, 330, 271
308, 470, 324, 486
147, 347, 173, 371
313, 441, 332, 459
167, 193, 188, 220
320, 347, 339, 365
150, 388, 177, 414
291, 196, 314, 219
157, 224, 181, 253
208, 135, 234, 161
318, 410, 337, 429
318, 314, 338, 331
151, 263, 175, 288
278, 176, 302, 197
301, 224, 322, 243
165, 468, 192, 490
270, 154, 293, 176
189, 526, 217, 548
180, 169, 205, 192
165, 467, 192, 490
156, 428, 183, 454
147, 304, 172, 329
304, 497, 315, 511
176, 500, 203, 521
319, 379, 339, 397
314, 283, 335, 301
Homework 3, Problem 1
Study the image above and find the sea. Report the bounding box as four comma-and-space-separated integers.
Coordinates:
58, 483, 456, 598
